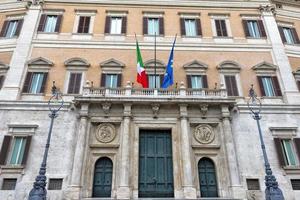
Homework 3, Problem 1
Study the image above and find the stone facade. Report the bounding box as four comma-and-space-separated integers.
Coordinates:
0, 0, 300, 200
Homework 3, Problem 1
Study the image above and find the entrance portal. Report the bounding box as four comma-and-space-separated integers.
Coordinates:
198, 157, 218, 197
138, 130, 174, 197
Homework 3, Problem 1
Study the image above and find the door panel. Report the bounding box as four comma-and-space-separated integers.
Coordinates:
198, 157, 218, 197
138, 130, 174, 197
93, 157, 113, 197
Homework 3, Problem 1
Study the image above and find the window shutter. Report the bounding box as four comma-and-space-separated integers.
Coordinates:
68, 73, 76, 94
257, 76, 266, 96
21, 136, 31, 165
40, 73, 48, 93
160, 75, 164, 88
22, 72, 33, 93
186, 75, 191, 88
0, 135, 12, 165
0, 75, 4, 89
100, 73, 106, 87
291, 28, 300, 44
278, 26, 286, 43
74, 73, 82, 94
159, 18, 164, 35
215, 20, 222, 36
143, 17, 148, 35
77, 16, 85, 33
272, 76, 282, 96
117, 74, 122, 87
242, 20, 250, 37
202, 75, 208, 88
84, 16, 91, 33
258, 20, 266, 37
220, 20, 228, 36
231, 76, 239, 96
15, 19, 24, 36
294, 138, 300, 162
121, 17, 127, 34
55, 15, 62, 33
196, 19, 202, 36
0, 21, 8, 37
104, 16, 111, 34
225, 76, 238, 96
274, 138, 285, 167
38, 14, 47, 32
180, 18, 185, 36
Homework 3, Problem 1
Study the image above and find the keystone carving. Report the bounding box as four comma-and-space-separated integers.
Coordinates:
151, 103, 160, 118
200, 104, 208, 117
102, 102, 111, 115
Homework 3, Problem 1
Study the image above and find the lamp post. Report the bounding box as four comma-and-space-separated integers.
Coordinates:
29, 82, 64, 200
247, 86, 284, 200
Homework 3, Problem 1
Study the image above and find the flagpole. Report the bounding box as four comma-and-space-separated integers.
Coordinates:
154, 32, 157, 89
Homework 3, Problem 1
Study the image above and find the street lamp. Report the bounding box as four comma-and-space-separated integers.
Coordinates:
247, 85, 284, 200
29, 82, 64, 200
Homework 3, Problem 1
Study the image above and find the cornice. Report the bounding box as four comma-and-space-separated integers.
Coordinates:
272, 0, 300, 7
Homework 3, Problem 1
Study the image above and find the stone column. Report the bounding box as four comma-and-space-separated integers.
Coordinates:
221, 105, 244, 199
179, 104, 197, 199
117, 104, 132, 199
0, 3, 41, 100
260, 5, 300, 104
68, 103, 89, 199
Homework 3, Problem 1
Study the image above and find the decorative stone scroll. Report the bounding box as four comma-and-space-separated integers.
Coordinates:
96, 123, 116, 143
193, 124, 215, 144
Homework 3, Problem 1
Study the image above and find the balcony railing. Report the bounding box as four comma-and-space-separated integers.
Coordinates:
82, 81, 228, 99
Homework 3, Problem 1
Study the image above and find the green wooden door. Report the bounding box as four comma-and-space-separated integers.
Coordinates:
92, 157, 113, 197
139, 130, 174, 197
198, 157, 218, 197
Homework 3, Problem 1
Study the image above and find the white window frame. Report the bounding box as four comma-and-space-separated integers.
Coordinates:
281, 139, 298, 166
209, 14, 232, 37
277, 22, 296, 45
109, 17, 122, 34
3, 15, 24, 39
73, 10, 96, 34
143, 12, 164, 38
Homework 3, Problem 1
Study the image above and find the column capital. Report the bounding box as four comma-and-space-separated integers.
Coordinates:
179, 104, 188, 118
259, 4, 276, 16
123, 103, 132, 117
79, 103, 89, 118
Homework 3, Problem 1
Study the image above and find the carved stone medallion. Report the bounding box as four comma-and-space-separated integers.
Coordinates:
194, 124, 215, 144
96, 123, 116, 143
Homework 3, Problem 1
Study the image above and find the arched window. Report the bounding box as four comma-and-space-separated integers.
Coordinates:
198, 157, 218, 197
92, 157, 113, 197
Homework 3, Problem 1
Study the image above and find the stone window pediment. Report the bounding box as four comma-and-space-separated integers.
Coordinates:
65, 57, 90, 70
27, 57, 54, 71
217, 60, 241, 73
252, 61, 277, 75
144, 59, 165, 74
183, 60, 208, 74
100, 58, 125, 74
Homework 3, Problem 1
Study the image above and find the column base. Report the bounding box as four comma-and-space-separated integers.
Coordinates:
183, 186, 197, 199
117, 186, 131, 199
0, 87, 20, 100
63, 185, 81, 200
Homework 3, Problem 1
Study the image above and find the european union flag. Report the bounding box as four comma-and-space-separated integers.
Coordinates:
162, 37, 176, 88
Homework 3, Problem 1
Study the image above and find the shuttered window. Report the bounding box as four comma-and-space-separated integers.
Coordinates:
0, 19, 23, 38
67, 73, 82, 94
0, 75, 5, 89
243, 20, 266, 38
38, 15, 62, 33
291, 179, 300, 190
278, 26, 300, 45
1, 179, 17, 190
105, 16, 127, 34
274, 138, 300, 167
143, 17, 164, 35
148, 75, 161, 89
22, 72, 48, 94
101, 74, 122, 88
215, 19, 228, 37
77, 16, 90, 33
224, 75, 239, 96
186, 75, 208, 89
48, 179, 63, 190
257, 76, 282, 97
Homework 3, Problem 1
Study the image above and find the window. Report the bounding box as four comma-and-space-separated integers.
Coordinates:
0, 135, 31, 166
110, 17, 122, 34
246, 179, 260, 190
186, 75, 208, 89
48, 179, 63, 190
77, 16, 90, 33
101, 74, 121, 88
104, 16, 127, 35
278, 26, 300, 45
148, 75, 161, 89
180, 18, 202, 37
291, 179, 300, 190
257, 76, 282, 97
215, 19, 228, 37
67, 73, 82, 94
143, 17, 164, 35
274, 138, 300, 167
0, 19, 23, 38
22, 72, 48, 94
243, 20, 266, 38
1, 179, 17, 190
0, 75, 4, 89
224, 75, 239, 96
38, 15, 62, 33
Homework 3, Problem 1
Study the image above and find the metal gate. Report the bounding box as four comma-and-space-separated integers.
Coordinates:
92, 157, 113, 197
198, 157, 218, 197
138, 130, 174, 197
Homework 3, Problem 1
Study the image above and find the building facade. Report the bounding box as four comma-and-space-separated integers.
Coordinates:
0, 0, 300, 199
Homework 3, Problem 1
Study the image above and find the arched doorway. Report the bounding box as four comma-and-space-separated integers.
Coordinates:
92, 157, 113, 197
198, 157, 218, 197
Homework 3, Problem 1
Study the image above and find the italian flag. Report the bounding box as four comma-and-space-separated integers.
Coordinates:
136, 41, 148, 88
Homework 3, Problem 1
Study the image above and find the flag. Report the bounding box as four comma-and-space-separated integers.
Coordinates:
162, 37, 176, 88
136, 40, 148, 88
